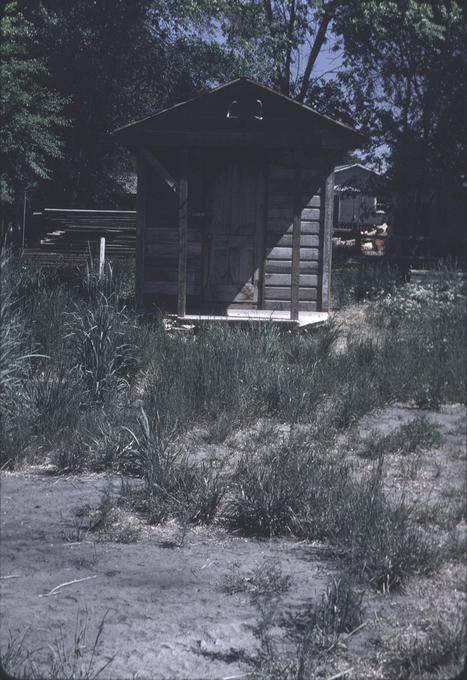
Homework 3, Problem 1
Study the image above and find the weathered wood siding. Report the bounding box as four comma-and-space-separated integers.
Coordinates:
263, 161, 322, 312
140, 150, 337, 313
143, 165, 202, 301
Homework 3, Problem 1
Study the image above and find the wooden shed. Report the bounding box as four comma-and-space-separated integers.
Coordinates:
114, 78, 365, 324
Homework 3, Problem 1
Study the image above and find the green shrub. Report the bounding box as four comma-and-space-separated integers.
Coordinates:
331, 261, 402, 309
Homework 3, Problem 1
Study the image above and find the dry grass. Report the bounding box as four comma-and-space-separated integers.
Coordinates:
1, 253, 465, 679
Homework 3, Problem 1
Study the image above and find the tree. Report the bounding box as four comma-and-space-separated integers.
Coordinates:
22, 0, 236, 207
0, 1, 66, 241
337, 0, 467, 249
217, 0, 339, 101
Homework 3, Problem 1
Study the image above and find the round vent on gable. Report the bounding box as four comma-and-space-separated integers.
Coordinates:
226, 98, 263, 121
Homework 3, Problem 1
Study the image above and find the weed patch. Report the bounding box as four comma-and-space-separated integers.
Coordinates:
1, 610, 114, 680
383, 617, 466, 679
358, 416, 442, 459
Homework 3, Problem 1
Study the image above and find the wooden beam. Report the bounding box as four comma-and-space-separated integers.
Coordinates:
135, 153, 147, 310
290, 164, 302, 321
320, 169, 335, 312
140, 149, 177, 193
255, 162, 267, 307
177, 148, 189, 317
121, 129, 354, 150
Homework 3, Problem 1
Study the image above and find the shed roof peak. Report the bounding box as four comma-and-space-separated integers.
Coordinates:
113, 77, 365, 144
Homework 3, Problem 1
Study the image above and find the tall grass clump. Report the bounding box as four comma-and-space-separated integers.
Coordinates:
122, 405, 225, 524
227, 430, 347, 538
227, 430, 437, 590
66, 293, 135, 403
1, 610, 114, 680
367, 279, 466, 408
0, 247, 30, 414
331, 260, 402, 309
384, 617, 466, 680
29, 285, 73, 362
140, 320, 341, 438
24, 362, 85, 437
335, 457, 439, 591
358, 415, 441, 459
0, 247, 34, 466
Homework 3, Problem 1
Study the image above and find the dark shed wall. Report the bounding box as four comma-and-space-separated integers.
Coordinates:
140, 149, 335, 313
143, 162, 202, 304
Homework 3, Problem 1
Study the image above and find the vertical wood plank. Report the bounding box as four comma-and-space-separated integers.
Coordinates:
290, 164, 302, 321
177, 148, 189, 317
320, 169, 335, 312
255, 161, 267, 307
259, 162, 270, 308
136, 153, 147, 309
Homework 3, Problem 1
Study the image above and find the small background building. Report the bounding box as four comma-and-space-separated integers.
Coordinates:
333, 164, 385, 234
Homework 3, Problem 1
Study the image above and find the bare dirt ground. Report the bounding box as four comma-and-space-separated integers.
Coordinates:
1, 403, 466, 679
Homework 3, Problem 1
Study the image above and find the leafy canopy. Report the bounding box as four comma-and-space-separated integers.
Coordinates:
0, 1, 67, 204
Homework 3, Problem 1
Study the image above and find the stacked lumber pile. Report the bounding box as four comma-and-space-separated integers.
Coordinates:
25, 209, 136, 265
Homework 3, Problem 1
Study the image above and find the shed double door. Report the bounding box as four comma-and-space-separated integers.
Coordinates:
203, 153, 263, 307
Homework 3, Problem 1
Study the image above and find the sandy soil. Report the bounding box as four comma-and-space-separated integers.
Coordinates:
1, 403, 466, 679
1, 472, 335, 679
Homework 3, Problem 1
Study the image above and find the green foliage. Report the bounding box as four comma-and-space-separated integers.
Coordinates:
332, 261, 402, 309
0, 2, 67, 204
339, 1, 466, 243
20, 0, 236, 206
368, 281, 466, 407
227, 430, 438, 591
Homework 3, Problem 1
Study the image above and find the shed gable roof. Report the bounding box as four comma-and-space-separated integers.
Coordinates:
334, 163, 385, 193
114, 77, 365, 148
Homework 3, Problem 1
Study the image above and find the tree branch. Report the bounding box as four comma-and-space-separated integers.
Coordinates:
297, 11, 332, 102
283, 0, 296, 95
262, 0, 283, 89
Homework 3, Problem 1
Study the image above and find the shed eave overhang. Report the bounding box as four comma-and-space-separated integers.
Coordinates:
114, 128, 363, 151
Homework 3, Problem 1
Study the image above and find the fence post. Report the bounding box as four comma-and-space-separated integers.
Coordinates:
99, 237, 105, 279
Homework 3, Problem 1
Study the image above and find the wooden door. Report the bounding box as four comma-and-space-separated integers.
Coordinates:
203, 153, 263, 308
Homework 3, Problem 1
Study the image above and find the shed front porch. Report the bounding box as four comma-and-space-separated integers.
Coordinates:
168, 309, 329, 328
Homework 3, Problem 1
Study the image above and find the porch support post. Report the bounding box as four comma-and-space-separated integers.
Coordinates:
177, 148, 189, 317
135, 152, 147, 310
290, 164, 302, 321
320, 169, 335, 312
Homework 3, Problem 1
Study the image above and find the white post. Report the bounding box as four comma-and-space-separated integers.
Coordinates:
99, 237, 106, 279
21, 188, 27, 253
